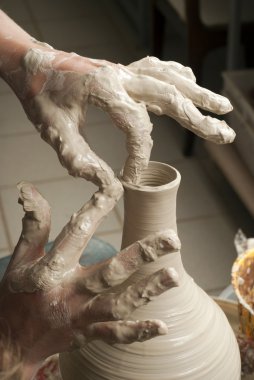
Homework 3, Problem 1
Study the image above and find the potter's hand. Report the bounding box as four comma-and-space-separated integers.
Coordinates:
0, 11, 234, 186
19, 52, 234, 186
127, 57, 234, 141
0, 182, 180, 377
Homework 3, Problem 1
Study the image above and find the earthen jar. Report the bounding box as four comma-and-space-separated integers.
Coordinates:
60, 162, 241, 379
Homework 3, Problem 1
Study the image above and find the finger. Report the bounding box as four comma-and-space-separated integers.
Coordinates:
37, 104, 116, 189
11, 182, 50, 267
128, 65, 232, 115
85, 319, 168, 344
82, 267, 178, 322
114, 267, 178, 319
44, 181, 122, 272
87, 65, 153, 183
79, 229, 180, 293
126, 57, 232, 114
127, 56, 196, 82
123, 74, 235, 144
15, 187, 117, 290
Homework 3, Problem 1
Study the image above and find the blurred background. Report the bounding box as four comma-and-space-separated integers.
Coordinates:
0, 0, 253, 296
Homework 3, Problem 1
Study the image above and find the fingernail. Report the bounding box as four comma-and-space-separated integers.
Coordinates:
219, 122, 236, 144
155, 320, 168, 335
165, 267, 179, 286
141, 320, 168, 337
218, 97, 233, 114
182, 67, 196, 82
159, 230, 181, 251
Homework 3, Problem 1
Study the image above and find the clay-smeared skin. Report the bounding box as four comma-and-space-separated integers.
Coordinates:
15, 48, 235, 186
0, 182, 179, 373
0, 21, 236, 377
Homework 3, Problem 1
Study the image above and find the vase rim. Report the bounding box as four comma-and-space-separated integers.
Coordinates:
120, 161, 181, 192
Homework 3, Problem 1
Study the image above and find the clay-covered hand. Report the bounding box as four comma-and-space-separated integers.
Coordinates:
10, 45, 234, 186
0, 182, 180, 373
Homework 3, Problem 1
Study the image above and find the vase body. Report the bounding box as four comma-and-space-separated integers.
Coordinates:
60, 162, 241, 379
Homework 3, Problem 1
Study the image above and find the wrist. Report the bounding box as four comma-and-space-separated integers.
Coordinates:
0, 328, 23, 379
0, 292, 43, 379
0, 10, 54, 97
0, 11, 32, 76
0, 39, 46, 97
0, 328, 43, 380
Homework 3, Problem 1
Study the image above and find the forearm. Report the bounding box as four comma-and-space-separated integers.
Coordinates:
0, 343, 39, 380
0, 11, 100, 98
0, 312, 44, 380
0, 11, 35, 79
0, 10, 56, 99
0, 331, 24, 380
0, 287, 44, 380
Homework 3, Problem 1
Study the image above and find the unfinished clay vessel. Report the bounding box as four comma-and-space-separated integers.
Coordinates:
59, 162, 241, 379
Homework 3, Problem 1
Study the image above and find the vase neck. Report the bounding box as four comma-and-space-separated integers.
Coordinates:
121, 162, 180, 249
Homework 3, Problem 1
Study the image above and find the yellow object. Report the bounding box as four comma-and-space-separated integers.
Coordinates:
232, 248, 254, 339
232, 248, 254, 315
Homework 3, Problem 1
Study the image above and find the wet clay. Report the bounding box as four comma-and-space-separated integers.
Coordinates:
23, 48, 153, 185
59, 162, 241, 380
9, 181, 122, 293
21, 50, 235, 186
8, 180, 180, 351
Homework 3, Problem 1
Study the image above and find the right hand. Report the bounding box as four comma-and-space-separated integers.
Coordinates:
0, 182, 180, 373
16, 48, 235, 188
